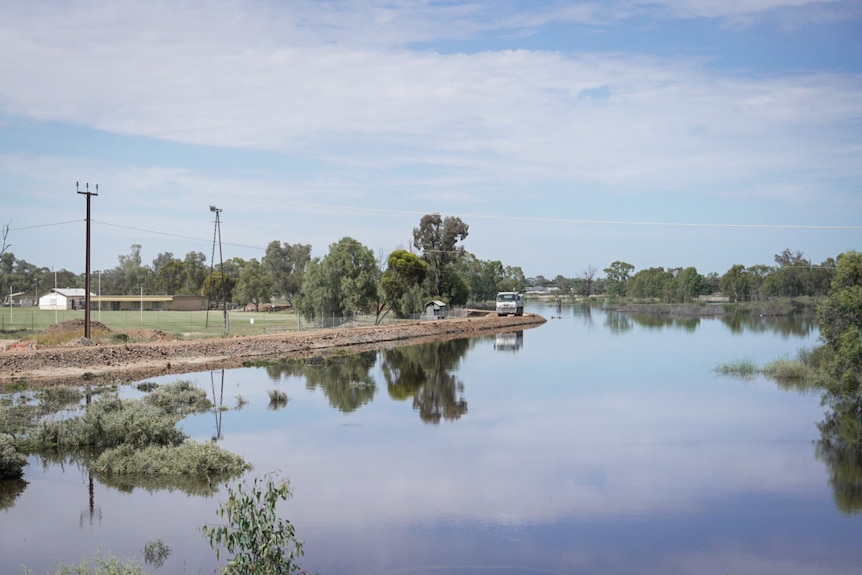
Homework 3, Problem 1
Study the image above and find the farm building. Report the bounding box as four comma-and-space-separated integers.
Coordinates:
39, 288, 91, 311
38, 289, 207, 311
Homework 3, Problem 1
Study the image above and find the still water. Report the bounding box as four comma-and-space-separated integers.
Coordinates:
3, 304, 861, 575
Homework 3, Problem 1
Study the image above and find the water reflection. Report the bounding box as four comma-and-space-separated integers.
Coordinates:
604, 311, 633, 333
261, 351, 378, 412
493, 330, 523, 352
382, 339, 470, 424
816, 392, 862, 514
720, 311, 818, 337
0, 478, 27, 510
210, 369, 225, 441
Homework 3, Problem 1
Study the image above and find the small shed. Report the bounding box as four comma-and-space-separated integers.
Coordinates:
424, 300, 448, 319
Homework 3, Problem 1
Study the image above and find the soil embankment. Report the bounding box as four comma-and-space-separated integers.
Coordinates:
0, 312, 545, 387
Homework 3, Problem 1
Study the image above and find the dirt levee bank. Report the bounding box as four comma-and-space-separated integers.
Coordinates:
0, 312, 546, 387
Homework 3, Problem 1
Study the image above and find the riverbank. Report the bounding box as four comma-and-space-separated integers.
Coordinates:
0, 312, 546, 387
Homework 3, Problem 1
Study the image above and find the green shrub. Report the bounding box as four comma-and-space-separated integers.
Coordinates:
32, 395, 186, 451
203, 474, 307, 575
143, 380, 213, 416
93, 441, 250, 477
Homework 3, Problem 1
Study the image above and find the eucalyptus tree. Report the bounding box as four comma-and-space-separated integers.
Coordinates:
298, 237, 378, 321
604, 261, 634, 297
379, 249, 427, 321
182, 251, 208, 295
817, 250, 862, 388
412, 213, 469, 300
263, 241, 311, 310
236, 258, 272, 311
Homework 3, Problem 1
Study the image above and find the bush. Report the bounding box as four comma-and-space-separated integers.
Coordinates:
93, 441, 250, 477
32, 395, 186, 451
143, 380, 213, 416
203, 474, 307, 575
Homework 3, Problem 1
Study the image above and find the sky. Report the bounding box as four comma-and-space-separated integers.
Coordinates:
1, 0, 860, 280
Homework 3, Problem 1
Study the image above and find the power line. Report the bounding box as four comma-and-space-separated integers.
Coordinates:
276, 202, 862, 230
92, 220, 266, 251
10, 220, 82, 231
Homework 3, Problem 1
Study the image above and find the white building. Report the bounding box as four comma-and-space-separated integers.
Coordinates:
38, 288, 92, 311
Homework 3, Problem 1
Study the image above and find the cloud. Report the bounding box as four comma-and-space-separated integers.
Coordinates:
1, 1, 859, 196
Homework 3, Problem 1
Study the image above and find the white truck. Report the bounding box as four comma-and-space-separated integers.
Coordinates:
495, 292, 524, 316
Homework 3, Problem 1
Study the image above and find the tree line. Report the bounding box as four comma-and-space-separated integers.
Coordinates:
0, 214, 522, 322
0, 214, 847, 320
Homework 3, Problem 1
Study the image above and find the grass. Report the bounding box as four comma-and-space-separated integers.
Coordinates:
715, 358, 759, 379
0, 308, 303, 340
93, 441, 251, 477
267, 388, 289, 410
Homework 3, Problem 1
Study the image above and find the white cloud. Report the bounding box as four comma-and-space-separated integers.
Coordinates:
1, 2, 859, 193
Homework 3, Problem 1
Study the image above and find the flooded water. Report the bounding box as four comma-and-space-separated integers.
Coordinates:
2, 304, 861, 575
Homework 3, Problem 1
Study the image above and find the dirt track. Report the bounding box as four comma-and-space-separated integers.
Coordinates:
0, 312, 546, 387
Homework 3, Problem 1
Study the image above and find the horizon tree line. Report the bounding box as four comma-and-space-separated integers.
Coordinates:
0, 218, 847, 318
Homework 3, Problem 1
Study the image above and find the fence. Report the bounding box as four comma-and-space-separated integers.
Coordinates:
0, 306, 470, 339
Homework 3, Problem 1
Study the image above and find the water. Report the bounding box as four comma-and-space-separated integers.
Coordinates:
2, 304, 860, 575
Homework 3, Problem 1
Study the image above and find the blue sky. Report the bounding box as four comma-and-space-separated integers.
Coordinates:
1, 0, 860, 279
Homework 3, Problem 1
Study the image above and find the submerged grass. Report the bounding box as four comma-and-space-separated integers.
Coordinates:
717, 347, 832, 393
93, 441, 251, 477
142, 380, 213, 416
3, 378, 251, 490
715, 359, 759, 380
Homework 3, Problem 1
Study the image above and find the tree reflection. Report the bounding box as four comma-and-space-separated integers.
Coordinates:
604, 311, 633, 333
815, 392, 862, 514
0, 478, 27, 510
262, 352, 378, 413
382, 339, 470, 424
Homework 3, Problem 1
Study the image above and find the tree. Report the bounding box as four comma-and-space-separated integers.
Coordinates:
581, 265, 598, 297
817, 250, 862, 388
114, 244, 147, 295
298, 237, 378, 321
763, 249, 810, 297
263, 241, 311, 310
182, 251, 208, 295
499, 265, 526, 293
380, 250, 428, 321
720, 264, 750, 302
629, 267, 673, 300
604, 261, 634, 297
236, 259, 272, 311
153, 259, 186, 295
202, 271, 236, 308
672, 267, 711, 302
412, 214, 469, 300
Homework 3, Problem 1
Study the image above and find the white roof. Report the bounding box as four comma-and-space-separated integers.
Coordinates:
51, 288, 93, 297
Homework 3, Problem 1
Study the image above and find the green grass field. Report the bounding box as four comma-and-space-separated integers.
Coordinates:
0, 308, 305, 339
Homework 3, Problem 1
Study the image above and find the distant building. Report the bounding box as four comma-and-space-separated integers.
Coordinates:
38, 289, 207, 311
424, 300, 448, 319
93, 294, 208, 312
39, 288, 91, 311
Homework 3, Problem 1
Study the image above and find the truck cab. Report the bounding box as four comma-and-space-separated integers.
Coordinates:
495, 292, 524, 316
